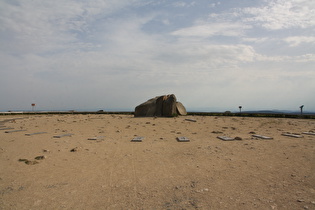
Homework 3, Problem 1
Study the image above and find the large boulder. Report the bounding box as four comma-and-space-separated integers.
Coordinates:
134, 94, 187, 117
176, 101, 187, 115
162, 94, 177, 117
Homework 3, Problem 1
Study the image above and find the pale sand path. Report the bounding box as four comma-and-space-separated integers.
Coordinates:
0, 115, 314, 209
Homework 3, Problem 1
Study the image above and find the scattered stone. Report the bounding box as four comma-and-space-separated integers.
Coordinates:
53, 133, 73, 138
88, 136, 105, 140
185, 119, 197, 122
18, 158, 28, 162
177, 137, 190, 142
131, 137, 144, 142
212, 131, 223, 134
25, 132, 47, 136
234, 137, 242, 140
217, 136, 235, 141
35, 155, 46, 160
282, 133, 303, 138
25, 160, 39, 165
70, 148, 78, 152
5, 129, 27, 133
18, 159, 39, 165
0, 127, 14, 130
252, 135, 273, 140
249, 131, 256, 134
302, 132, 315, 136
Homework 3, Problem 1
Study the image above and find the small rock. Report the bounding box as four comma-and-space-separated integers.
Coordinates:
235, 137, 242, 140
25, 160, 39, 165
35, 155, 46, 160
297, 199, 304, 202
18, 158, 28, 162
212, 131, 223, 134
70, 148, 78, 152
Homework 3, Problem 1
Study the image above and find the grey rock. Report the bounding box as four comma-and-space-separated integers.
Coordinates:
134, 94, 187, 117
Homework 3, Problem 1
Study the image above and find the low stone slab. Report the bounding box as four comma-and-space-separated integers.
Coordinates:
252, 134, 273, 140
88, 136, 105, 140
282, 133, 303, 138
53, 133, 74, 138
5, 129, 27, 133
217, 136, 235, 141
0, 127, 14, 130
131, 137, 144, 142
25, 132, 47, 136
302, 132, 315, 136
177, 137, 190, 142
185, 119, 197, 122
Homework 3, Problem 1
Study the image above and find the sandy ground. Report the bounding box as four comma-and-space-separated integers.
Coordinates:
0, 114, 314, 210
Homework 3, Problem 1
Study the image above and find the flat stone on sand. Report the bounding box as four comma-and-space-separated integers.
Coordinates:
282, 133, 303, 138
217, 136, 235, 141
25, 132, 47, 136
5, 130, 26, 133
0, 127, 14, 130
53, 133, 74, 138
131, 136, 144, 142
177, 137, 190, 142
252, 134, 273, 140
185, 119, 197, 122
88, 136, 105, 140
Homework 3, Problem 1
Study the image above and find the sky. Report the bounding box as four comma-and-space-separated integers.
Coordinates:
0, 0, 314, 112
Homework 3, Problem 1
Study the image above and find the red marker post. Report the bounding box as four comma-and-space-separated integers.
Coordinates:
31, 103, 36, 112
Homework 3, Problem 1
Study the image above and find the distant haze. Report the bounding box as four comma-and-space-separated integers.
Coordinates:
1, 0, 314, 112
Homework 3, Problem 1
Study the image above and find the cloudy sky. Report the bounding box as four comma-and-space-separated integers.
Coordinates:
0, 0, 314, 112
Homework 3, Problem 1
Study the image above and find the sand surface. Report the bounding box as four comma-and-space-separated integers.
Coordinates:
0, 114, 314, 209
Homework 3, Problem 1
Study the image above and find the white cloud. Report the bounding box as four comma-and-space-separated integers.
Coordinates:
171, 22, 251, 37
284, 36, 315, 46
241, 0, 315, 30
242, 37, 270, 43
0, 0, 140, 55
172, 1, 196, 8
